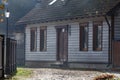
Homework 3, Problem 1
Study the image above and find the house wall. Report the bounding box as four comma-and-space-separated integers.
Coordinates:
15, 33, 25, 66
114, 8, 120, 40
25, 17, 109, 66
25, 25, 56, 61
68, 21, 109, 63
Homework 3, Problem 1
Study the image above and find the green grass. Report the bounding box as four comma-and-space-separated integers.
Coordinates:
5, 68, 33, 80
15, 68, 32, 77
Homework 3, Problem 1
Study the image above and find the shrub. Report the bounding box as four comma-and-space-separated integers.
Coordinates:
93, 74, 116, 80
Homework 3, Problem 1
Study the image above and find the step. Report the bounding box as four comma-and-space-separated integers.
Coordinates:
51, 62, 68, 68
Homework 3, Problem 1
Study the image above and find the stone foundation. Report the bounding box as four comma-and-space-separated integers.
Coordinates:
25, 61, 109, 69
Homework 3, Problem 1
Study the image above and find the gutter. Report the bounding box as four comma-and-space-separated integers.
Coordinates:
104, 15, 112, 67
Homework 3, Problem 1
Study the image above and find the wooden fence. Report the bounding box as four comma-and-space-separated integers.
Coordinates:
0, 35, 17, 78
0, 36, 4, 78
5, 38, 17, 75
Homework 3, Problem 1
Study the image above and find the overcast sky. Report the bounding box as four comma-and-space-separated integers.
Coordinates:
0, 0, 36, 34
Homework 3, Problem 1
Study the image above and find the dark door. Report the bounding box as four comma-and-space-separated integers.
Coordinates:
113, 41, 120, 67
56, 27, 68, 62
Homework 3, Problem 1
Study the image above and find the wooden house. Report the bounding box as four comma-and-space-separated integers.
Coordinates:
107, 2, 120, 68
17, 0, 120, 69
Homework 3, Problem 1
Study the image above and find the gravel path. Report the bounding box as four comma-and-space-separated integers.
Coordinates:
20, 68, 120, 80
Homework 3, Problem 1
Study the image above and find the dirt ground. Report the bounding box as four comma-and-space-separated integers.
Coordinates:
14, 68, 120, 80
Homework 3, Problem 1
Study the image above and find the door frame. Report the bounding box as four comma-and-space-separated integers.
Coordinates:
55, 25, 68, 62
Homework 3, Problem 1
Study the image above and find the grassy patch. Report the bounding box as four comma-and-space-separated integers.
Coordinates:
15, 68, 32, 77
5, 68, 33, 80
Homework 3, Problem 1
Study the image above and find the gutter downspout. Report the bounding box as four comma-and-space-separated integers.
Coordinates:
104, 15, 112, 67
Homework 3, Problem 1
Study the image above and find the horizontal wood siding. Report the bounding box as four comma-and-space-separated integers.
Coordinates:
25, 18, 109, 63
114, 8, 120, 40
68, 21, 109, 63
25, 25, 56, 61
112, 41, 120, 67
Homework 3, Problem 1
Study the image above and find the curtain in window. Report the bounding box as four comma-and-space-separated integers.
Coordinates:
93, 22, 103, 51
80, 23, 88, 51
40, 26, 47, 51
30, 28, 37, 51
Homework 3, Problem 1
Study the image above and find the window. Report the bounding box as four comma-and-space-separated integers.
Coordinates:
93, 21, 103, 51
30, 28, 37, 51
80, 23, 88, 51
40, 26, 47, 51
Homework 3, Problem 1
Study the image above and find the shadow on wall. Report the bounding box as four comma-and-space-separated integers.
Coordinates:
12, 32, 25, 67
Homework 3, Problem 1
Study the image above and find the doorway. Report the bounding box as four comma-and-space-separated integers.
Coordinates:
56, 26, 68, 62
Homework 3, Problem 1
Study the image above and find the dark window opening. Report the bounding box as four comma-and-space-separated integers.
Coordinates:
80, 23, 88, 51
30, 28, 37, 51
40, 26, 47, 51
93, 21, 103, 51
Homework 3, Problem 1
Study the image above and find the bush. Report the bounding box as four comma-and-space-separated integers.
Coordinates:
93, 74, 117, 80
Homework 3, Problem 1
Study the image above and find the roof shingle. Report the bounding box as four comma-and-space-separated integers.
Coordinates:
17, 0, 120, 24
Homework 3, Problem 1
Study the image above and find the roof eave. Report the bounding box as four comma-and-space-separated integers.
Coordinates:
107, 2, 120, 16
16, 14, 105, 25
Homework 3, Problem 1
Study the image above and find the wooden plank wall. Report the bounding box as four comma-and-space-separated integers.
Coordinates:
25, 18, 109, 63
25, 24, 56, 61
68, 21, 109, 63
114, 8, 120, 40
113, 41, 120, 67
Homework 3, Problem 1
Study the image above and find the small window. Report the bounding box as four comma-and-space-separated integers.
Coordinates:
93, 21, 103, 51
80, 23, 88, 51
30, 28, 37, 51
40, 26, 47, 51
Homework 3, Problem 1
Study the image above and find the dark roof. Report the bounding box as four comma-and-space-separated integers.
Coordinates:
17, 0, 120, 24
107, 2, 120, 16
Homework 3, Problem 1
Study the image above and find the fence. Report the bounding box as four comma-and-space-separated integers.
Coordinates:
0, 36, 4, 78
5, 38, 17, 75
0, 36, 17, 78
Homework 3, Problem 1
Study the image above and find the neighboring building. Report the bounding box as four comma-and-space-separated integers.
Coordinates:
107, 2, 120, 68
17, 0, 120, 69
12, 31, 25, 66
0, 0, 36, 67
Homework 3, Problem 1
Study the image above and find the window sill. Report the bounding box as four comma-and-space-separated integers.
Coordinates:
80, 48, 88, 51
93, 48, 102, 51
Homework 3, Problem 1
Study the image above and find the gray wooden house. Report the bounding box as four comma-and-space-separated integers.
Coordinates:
107, 2, 120, 68
17, 0, 120, 69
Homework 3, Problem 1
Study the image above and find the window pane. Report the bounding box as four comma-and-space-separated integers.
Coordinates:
30, 28, 37, 51
84, 27, 88, 48
80, 23, 88, 51
93, 22, 102, 51
40, 27, 47, 51
98, 26, 102, 48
